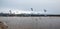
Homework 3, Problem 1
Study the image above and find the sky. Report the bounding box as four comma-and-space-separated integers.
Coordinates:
0, 0, 60, 14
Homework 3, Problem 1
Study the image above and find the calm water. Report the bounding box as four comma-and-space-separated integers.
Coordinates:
0, 17, 60, 29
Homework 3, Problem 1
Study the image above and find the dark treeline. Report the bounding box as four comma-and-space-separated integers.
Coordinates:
0, 13, 60, 17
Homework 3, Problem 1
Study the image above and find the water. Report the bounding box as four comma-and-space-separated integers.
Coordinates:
0, 17, 60, 29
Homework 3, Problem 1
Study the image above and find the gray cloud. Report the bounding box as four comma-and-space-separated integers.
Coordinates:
0, 0, 60, 14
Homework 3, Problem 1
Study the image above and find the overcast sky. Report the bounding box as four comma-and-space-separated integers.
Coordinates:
0, 0, 60, 14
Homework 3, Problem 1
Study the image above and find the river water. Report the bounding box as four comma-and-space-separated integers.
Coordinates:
0, 17, 60, 29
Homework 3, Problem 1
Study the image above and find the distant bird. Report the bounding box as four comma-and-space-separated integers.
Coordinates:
44, 9, 47, 12
31, 8, 33, 11
44, 9, 47, 16
9, 10, 12, 14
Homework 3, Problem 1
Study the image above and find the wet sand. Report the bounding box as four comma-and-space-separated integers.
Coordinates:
0, 17, 60, 29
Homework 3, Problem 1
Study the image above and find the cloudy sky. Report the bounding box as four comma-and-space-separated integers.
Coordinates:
0, 0, 60, 14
